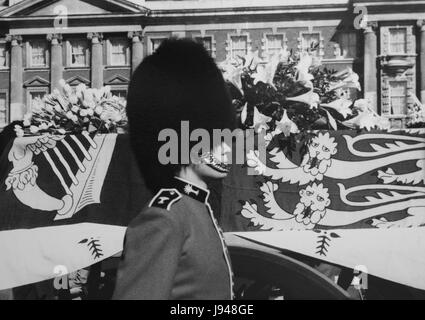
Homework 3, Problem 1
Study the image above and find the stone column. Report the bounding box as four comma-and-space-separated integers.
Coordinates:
47, 33, 63, 92
418, 20, 425, 104
88, 32, 103, 89
363, 21, 378, 112
128, 31, 143, 73
7, 34, 24, 121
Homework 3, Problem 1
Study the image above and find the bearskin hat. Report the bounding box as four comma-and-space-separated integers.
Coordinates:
127, 38, 236, 193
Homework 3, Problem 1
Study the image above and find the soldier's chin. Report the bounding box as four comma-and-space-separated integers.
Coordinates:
197, 163, 229, 179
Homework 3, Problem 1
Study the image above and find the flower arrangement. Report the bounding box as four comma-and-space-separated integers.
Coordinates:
407, 94, 425, 128
15, 80, 128, 137
220, 48, 391, 154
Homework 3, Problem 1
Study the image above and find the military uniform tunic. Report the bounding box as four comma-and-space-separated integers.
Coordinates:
113, 177, 234, 300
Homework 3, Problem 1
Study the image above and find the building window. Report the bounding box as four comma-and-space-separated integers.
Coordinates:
389, 28, 407, 54
230, 35, 248, 60
338, 32, 357, 58
0, 92, 7, 127
301, 32, 320, 55
68, 39, 89, 67
29, 40, 48, 67
390, 81, 407, 115
109, 38, 130, 66
27, 90, 47, 110
195, 36, 212, 56
111, 87, 127, 99
0, 43, 8, 68
151, 38, 165, 54
264, 34, 285, 57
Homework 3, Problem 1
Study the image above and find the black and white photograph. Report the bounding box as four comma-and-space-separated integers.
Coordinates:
0, 0, 425, 304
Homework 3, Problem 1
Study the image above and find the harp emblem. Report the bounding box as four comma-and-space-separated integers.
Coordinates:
5, 133, 117, 220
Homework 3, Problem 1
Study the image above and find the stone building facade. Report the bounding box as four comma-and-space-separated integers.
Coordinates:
0, 0, 424, 129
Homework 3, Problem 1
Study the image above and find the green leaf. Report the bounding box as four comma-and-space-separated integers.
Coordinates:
325, 109, 338, 130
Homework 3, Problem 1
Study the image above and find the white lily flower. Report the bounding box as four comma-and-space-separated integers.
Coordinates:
344, 98, 389, 130
63, 83, 73, 97
330, 68, 361, 92
75, 84, 86, 99
100, 112, 109, 121
252, 106, 272, 133
29, 125, 39, 134
286, 88, 320, 109
295, 52, 314, 83
276, 110, 299, 137
39, 123, 49, 130
252, 53, 280, 89
14, 125, 24, 137
221, 61, 244, 94
239, 50, 260, 71
95, 106, 103, 115
321, 98, 353, 119
353, 99, 369, 112
240, 103, 271, 132
44, 104, 53, 113
69, 94, 78, 105
278, 47, 290, 64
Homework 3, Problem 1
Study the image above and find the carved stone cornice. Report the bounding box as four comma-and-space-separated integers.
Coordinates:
363, 21, 378, 34
46, 33, 63, 45
5, 34, 22, 46
417, 20, 425, 32
128, 31, 144, 43
87, 32, 103, 44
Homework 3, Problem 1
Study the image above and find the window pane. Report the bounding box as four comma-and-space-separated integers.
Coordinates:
231, 36, 247, 59
389, 28, 407, 54
151, 39, 164, 53
30, 92, 46, 110
110, 38, 129, 66
0, 43, 7, 67
70, 40, 88, 66
111, 89, 127, 99
339, 32, 357, 58
0, 93, 6, 126
390, 81, 407, 115
31, 40, 47, 67
302, 33, 320, 55
266, 34, 284, 57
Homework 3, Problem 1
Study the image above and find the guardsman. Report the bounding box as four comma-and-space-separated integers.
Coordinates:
113, 38, 235, 299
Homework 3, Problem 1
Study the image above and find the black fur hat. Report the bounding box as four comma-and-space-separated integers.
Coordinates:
127, 38, 236, 193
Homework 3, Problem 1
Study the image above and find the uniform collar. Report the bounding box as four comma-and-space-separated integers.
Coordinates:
173, 177, 210, 204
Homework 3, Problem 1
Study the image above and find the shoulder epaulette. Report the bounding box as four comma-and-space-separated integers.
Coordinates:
149, 188, 182, 211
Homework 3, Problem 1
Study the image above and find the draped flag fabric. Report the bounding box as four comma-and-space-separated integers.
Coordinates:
234, 228, 425, 291
1, 130, 425, 291
221, 129, 425, 231
0, 133, 148, 290
220, 129, 425, 290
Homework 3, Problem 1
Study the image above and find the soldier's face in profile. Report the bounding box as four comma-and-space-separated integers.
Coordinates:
193, 141, 232, 179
